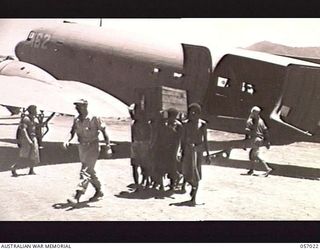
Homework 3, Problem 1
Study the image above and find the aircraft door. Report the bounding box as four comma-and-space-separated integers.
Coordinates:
181, 44, 212, 104
279, 65, 320, 135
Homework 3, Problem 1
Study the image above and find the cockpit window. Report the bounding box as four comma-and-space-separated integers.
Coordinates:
27, 31, 35, 41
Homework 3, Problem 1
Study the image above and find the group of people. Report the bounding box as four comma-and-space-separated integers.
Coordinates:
10, 98, 273, 206
129, 103, 274, 205
129, 102, 211, 205
11, 100, 112, 204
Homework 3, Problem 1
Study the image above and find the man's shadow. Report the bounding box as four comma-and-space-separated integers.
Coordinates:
115, 184, 176, 200
52, 200, 100, 211
169, 200, 205, 207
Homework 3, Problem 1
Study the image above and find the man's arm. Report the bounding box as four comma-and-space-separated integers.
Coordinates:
149, 121, 157, 149
202, 124, 211, 163
63, 120, 76, 148
20, 118, 33, 145
96, 117, 111, 149
20, 127, 33, 145
176, 122, 183, 161
262, 121, 271, 149
245, 118, 254, 139
100, 127, 110, 147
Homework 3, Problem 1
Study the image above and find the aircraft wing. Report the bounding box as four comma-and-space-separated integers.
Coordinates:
0, 75, 129, 118
57, 79, 129, 117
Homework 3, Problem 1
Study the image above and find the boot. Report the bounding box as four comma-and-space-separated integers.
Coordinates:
246, 169, 254, 175
89, 190, 104, 202
67, 190, 82, 204
11, 169, 18, 177
189, 186, 198, 206
28, 167, 36, 175
264, 167, 274, 177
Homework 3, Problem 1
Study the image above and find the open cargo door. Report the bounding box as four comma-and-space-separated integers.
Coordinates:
271, 65, 320, 136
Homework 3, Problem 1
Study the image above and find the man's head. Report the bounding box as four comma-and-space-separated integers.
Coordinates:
73, 99, 88, 115
167, 108, 179, 122
27, 105, 37, 116
188, 103, 201, 120
250, 106, 261, 118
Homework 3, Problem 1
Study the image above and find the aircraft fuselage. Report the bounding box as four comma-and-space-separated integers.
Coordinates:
14, 24, 320, 144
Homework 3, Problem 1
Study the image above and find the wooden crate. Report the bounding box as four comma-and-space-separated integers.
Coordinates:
134, 86, 188, 120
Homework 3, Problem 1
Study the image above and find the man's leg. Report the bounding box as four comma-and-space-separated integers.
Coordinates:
257, 154, 273, 177
154, 175, 164, 190
181, 179, 187, 192
11, 157, 27, 177
130, 150, 140, 185
28, 166, 36, 175
190, 183, 199, 206
11, 164, 18, 177
247, 148, 257, 175
168, 171, 178, 190
87, 163, 104, 202
29, 140, 40, 175
132, 164, 140, 185
67, 164, 90, 203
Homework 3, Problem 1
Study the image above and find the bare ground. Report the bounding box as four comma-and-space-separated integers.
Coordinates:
0, 114, 320, 221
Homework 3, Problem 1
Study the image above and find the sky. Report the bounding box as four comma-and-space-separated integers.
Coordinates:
1, 18, 320, 56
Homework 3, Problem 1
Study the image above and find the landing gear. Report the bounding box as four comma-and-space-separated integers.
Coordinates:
210, 148, 232, 159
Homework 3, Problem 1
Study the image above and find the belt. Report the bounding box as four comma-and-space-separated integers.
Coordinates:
79, 140, 98, 145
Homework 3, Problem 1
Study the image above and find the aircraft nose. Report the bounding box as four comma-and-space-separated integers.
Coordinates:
15, 41, 28, 60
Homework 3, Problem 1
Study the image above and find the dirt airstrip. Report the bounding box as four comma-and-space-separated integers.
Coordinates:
0, 114, 320, 221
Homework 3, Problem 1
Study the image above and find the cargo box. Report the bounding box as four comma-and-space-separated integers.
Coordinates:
134, 86, 188, 120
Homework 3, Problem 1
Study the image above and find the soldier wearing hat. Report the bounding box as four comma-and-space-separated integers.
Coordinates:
64, 99, 111, 203
11, 105, 40, 176
244, 106, 273, 177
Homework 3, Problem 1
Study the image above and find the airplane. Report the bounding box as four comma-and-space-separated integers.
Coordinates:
10, 22, 320, 151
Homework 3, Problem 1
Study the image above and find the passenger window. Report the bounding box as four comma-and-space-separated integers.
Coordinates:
152, 68, 160, 74
217, 77, 229, 88
173, 72, 183, 78
241, 82, 255, 94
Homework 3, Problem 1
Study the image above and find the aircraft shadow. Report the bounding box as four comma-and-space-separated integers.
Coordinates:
207, 138, 297, 152
0, 139, 131, 172
115, 185, 176, 200
209, 156, 320, 180
1, 138, 318, 180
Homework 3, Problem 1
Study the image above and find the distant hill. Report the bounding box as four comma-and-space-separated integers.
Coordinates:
246, 41, 320, 61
